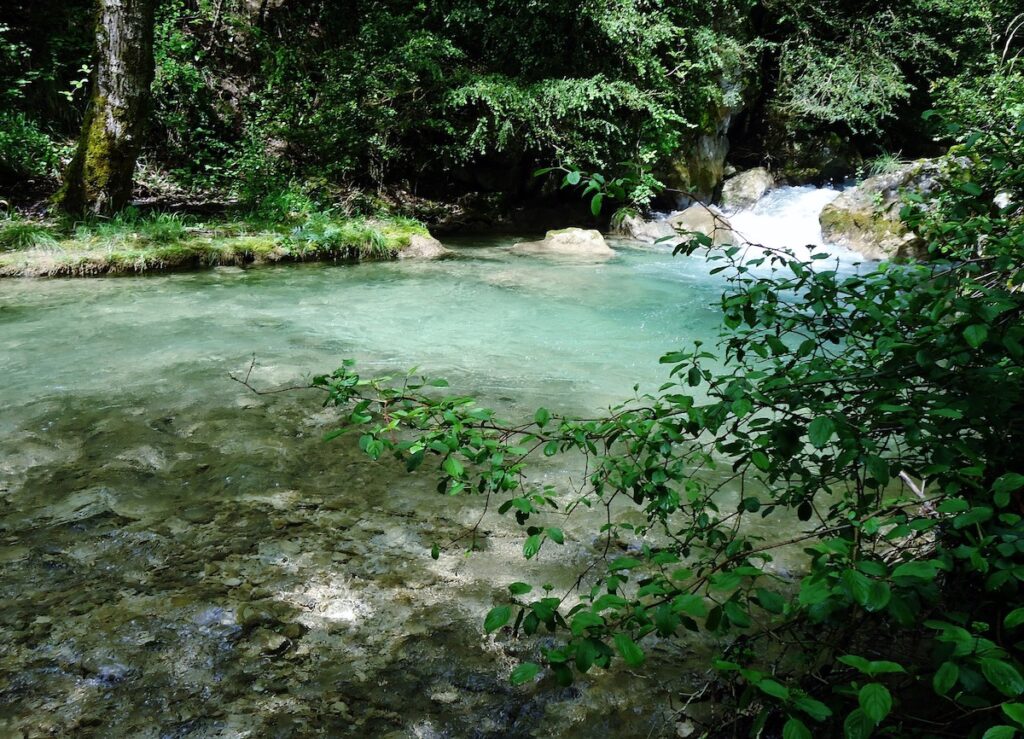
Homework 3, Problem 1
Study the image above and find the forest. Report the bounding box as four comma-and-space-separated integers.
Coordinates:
1, 0, 1023, 737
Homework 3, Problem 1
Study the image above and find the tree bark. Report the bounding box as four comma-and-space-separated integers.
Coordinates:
55, 0, 156, 215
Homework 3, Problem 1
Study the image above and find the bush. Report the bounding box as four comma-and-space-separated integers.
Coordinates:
317, 109, 1024, 737
0, 111, 58, 181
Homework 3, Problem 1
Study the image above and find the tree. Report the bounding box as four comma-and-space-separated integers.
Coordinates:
55, 0, 156, 215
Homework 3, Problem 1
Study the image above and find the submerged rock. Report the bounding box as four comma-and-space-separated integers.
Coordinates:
667, 205, 736, 246
819, 160, 939, 260
510, 228, 614, 257
721, 167, 774, 211
398, 234, 455, 260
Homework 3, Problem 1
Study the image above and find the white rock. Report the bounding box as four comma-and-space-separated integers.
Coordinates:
398, 234, 454, 260
721, 167, 774, 210
667, 205, 736, 246
511, 228, 614, 257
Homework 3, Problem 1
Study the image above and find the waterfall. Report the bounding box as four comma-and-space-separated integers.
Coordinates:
726, 185, 858, 263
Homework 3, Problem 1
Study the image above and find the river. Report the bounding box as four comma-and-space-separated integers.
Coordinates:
0, 187, 857, 737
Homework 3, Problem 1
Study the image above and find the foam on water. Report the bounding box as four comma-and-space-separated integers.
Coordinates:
727, 184, 861, 263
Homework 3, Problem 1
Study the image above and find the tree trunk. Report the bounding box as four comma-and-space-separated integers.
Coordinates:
55, 0, 156, 215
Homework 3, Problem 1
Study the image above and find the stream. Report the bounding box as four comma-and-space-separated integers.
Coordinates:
0, 187, 859, 737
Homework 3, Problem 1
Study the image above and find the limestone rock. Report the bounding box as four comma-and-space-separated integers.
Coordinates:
618, 215, 678, 244
819, 160, 940, 261
398, 234, 454, 260
721, 167, 774, 211
667, 205, 736, 246
662, 76, 747, 203
511, 228, 614, 257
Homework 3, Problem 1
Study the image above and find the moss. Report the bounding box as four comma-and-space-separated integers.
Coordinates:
0, 215, 433, 278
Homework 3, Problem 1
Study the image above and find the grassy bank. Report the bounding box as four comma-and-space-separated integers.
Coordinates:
0, 210, 432, 277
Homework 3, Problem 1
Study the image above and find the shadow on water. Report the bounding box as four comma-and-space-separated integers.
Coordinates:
0, 386, 697, 738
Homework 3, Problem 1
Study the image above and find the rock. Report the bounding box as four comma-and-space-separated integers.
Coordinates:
721, 167, 774, 211
819, 160, 939, 260
249, 628, 289, 655
662, 76, 747, 203
617, 215, 678, 244
180, 505, 215, 524
510, 228, 614, 257
667, 205, 736, 246
398, 234, 454, 260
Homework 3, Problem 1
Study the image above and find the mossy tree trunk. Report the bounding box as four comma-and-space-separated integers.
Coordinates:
56, 0, 156, 215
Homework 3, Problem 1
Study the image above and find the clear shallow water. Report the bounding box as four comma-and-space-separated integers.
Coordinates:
0, 188, 851, 737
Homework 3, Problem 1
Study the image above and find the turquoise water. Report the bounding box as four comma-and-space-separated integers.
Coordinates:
0, 235, 734, 738
0, 237, 725, 413
0, 186, 861, 737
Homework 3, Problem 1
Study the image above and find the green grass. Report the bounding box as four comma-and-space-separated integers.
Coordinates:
0, 209, 432, 277
0, 220, 59, 251
862, 151, 908, 178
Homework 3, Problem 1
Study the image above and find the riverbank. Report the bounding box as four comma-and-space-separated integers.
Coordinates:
0, 213, 442, 278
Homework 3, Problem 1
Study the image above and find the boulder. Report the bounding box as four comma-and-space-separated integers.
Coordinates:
511, 228, 614, 257
721, 167, 774, 210
618, 215, 678, 244
667, 205, 736, 246
398, 233, 455, 260
819, 160, 940, 261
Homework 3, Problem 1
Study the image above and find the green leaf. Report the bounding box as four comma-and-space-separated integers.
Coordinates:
859, 683, 892, 723
808, 416, 836, 448
783, 717, 812, 739
843, 708, 875, 739
752, 450, 771, 471
523, 534, 542, 559
995, 473, 1024, 496
891, 561, 937, 580
793, 695, 833, 721
508, 582, 532, 596
443, 456, 464, 478
1006, 608, 1024, 630
933, 661, 959, 695
755, 588, 785, 614
1002, 703, 1024, 727
963, 323, 989, 348
982, 727, 1017, 739
534, 407, 551, 427
571, 611, 604, 636
981, 659, 1024, 697
841, 570, 872, 607
510, 662, 540, 685
591, 192, 604, 216
484, 605, 512, 633
430, 543, 440, 560
575, 638, 598, 672
566, 170, 581, 186
865, 581, 891, 612
546, 527, 565, 545
954, 506, 993, 528
757, 678, 790, 700
723, 600, 751, 628
613, 633, 645, 666
865, 455, 889, 485
609, 557, 643, 571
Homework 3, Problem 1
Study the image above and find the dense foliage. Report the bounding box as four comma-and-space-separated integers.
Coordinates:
2, 0, 1021, 204
317, 89, 1024, 736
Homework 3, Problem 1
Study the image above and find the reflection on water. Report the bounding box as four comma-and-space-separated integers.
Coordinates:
0, 197, 847, 736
